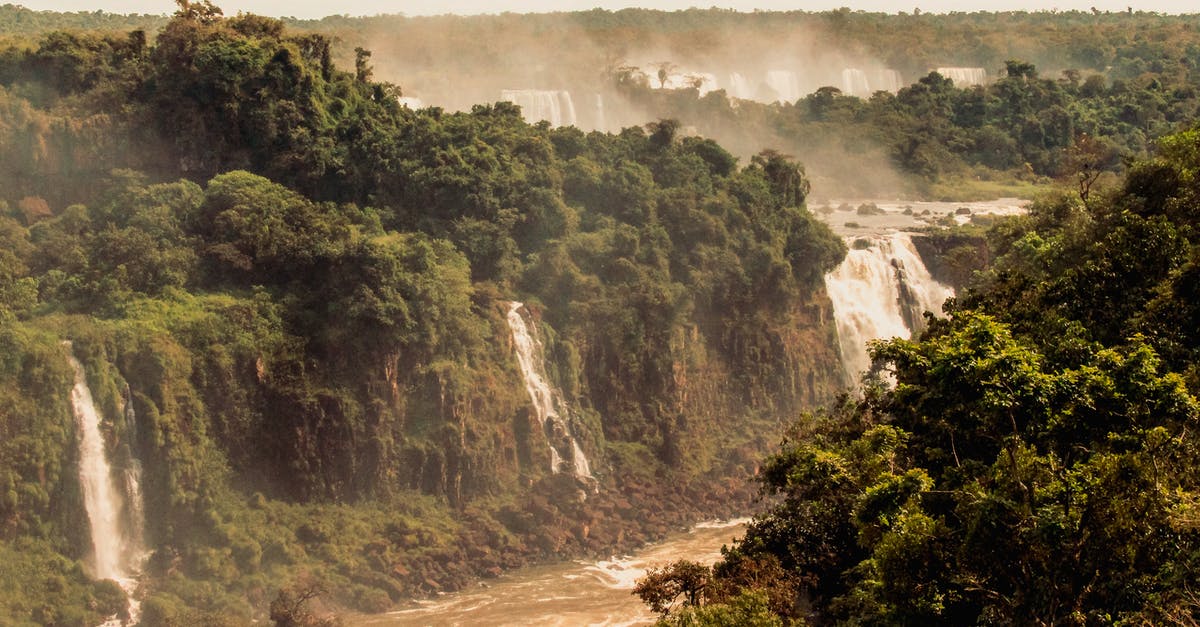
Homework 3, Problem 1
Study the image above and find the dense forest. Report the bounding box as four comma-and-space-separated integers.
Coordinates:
1, 3, 1199, 626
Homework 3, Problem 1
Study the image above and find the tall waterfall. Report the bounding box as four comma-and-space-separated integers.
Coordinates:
824, 233, 954, 386
65, 344, 146, 624
500, 90, 577, 127
505, 302, 594, 481
935, 67, 988, 86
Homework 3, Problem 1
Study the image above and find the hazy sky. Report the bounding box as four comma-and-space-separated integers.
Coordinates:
16, 0, 1200, 19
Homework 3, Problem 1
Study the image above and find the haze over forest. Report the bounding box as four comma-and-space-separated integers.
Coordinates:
1, 3, 1200, 626
20, 0, 1200, 18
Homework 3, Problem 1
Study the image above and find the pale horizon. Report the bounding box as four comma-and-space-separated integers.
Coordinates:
9, 0, 1200, 20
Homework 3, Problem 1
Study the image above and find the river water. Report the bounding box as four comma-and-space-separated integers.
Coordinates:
352, 519, 748, 627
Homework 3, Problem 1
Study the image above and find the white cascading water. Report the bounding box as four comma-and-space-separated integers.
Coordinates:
727, 72, 754, 100
505, 302, 593, 480
65, 344, 146, 625
872, 69, 904, 93
594, 93, 607, 133
841, 68, 872, 97
652, 71, 718, 95
765, 70, 803, 103
824, 233, 954, 387
500, 90, 577, 127
935, 67, 988, 86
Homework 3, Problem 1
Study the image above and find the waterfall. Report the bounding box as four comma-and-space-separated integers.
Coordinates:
65, 344, 147, 625
505, 302, 594, 481
594, 93, 607, 133
841, 68, 872, 97
873, 69, 903, 93
935, 67, 988, 86
765, 70, 802, 103
396, 96, 424, 109
560, 91, 578, 128
500, 89, 577, 127
727, 72, 754, 100
652, 71, 718, 95
824, 233, 954, 386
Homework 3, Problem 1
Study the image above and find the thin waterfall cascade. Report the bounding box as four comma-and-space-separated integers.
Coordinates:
505, 302, 594, 481
871, 69, 904, 93
65, 343, 147, 625
935, 67, 988, 86
727, 72, 755, 100
823, 233, 954, 386
500, 89, 577, 127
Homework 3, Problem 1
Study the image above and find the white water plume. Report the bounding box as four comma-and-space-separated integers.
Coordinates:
935, 67, 988, 86
355, 519, 745, 626
824, 233, 954, 387
500, 90, 577, 127
65, 344, 147, 625
727, 72, 755, 100
505, 302, 594, 481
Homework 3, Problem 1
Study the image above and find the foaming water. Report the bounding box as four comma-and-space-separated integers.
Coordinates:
352, 519, 747, 626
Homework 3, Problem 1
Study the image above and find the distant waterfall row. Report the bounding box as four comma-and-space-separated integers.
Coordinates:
824, 233, 954, 387
65, 343, 147, 626
505, 302, 594, 482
